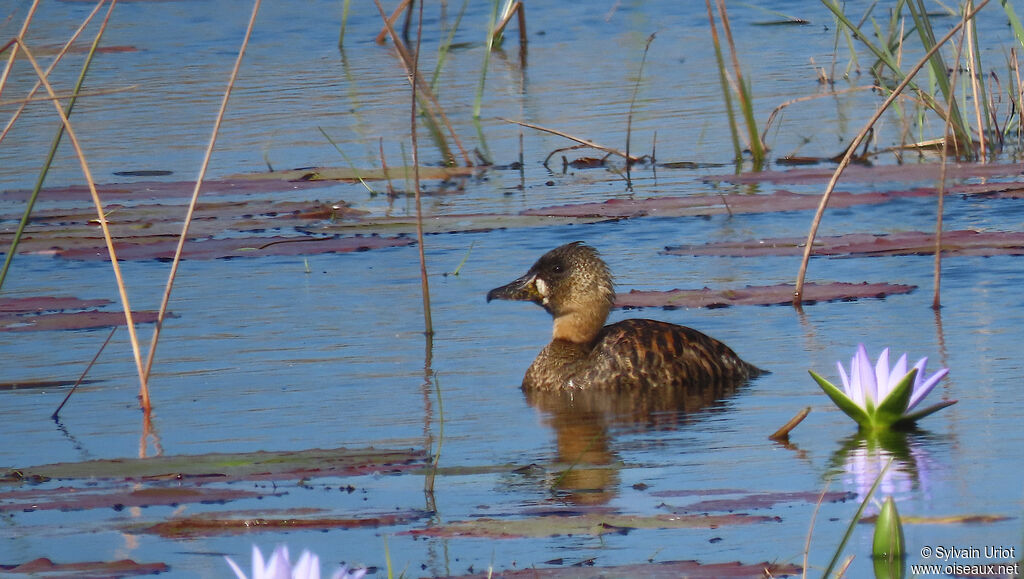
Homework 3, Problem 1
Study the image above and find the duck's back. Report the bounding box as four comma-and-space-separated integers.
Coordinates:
524, 318, 763, 391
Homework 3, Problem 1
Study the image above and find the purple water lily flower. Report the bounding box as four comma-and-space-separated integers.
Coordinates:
810, 344, 955, 430
226, 545, 367, 579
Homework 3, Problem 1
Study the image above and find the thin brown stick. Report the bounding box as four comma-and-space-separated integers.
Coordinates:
769, 407, 811, 441
409, 0, 433, 337
498, 117, 642, 163
792, 0, 990, 306
375, 0, 412, 44
373, 0, 473, 167
491, 1, 521, 43
0, 0, 40, 101
932, 6, 972, 309
16, 39, 148, 406
52, 326, 117, 419
801, 479, 832, 579
142, 0, 263, 385
0, 0, 106, 145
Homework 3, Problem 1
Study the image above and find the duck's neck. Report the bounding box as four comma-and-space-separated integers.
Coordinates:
551, 305, 610, 344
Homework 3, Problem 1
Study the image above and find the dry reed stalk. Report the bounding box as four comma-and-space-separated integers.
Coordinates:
0, 0, 40, 101
625, 33, 656, 189
375, 0, 411, 44
408, 0, 433, 337
1, 0, 116, 292
498, 117, 642, 163
792, 0, 991, 306
801, 480, 832, 579
0, 0, 106, 145
931, 6, 975, 310
142, 0, 262, 385
965, 2, 987, 162
15, 39, 149, 407
373, 0, 473, 166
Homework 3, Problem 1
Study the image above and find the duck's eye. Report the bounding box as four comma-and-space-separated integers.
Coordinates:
550, 264, 564, 274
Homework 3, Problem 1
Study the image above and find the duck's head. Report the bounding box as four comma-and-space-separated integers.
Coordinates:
487, 242, 615, 343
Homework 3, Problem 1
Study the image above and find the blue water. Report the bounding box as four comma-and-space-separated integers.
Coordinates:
2, 1, 1023, 577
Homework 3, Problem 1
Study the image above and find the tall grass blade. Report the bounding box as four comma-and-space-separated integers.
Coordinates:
794, 0, 991, 306
822, 458, 895, 578
473, 0, 500, 119
705, 0, 743, 165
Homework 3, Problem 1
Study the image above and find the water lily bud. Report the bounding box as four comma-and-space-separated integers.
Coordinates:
873, 496, 905, 559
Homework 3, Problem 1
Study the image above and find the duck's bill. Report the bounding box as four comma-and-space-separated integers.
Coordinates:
487, 273, 541, 303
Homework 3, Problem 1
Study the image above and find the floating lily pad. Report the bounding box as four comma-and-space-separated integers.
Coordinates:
0, 379, 99, 391
441, 560, 801, 578
615, 282, 916, 309
142, 508, 430, 538
706, 161, 1024, 185
0, 178, 337, 203
0, 558, 168, 576
53, 234, 414, 261
660, 490, 857, 512
520, 189, 911, 219
404, 512, 778, 539
5, 446, 427, 482
223, 165, 477, 183
0, 485, 277, 513
859, 513, 1012, 525
0, 310, 164, 332
0, 296, 111, 313
663, 230, 1024, 258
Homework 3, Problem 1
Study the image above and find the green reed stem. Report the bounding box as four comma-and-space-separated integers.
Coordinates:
0, 1, 112, 292
473, 0, 500, 119
431, 0, 469, 93
705, 0, 743, 166
822, 458, 895, 578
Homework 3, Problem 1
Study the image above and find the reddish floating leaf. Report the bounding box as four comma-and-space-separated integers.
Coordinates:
143, 510, 428, 538
663, 230, 1024, 258
2, 178, 336, 203
404, 512, 778, 539
55, 234, 414, 261
521, 190, 901, 219
0, 558, 168, 576
0, 485, 276, 513
706, 161, 1024, 185
615, 282, 916, 309
665, 490, 857, 513
442, 560, 801, 578
0, 296, 111, 314
10, 446, 428, 482
0, 310, 164, 332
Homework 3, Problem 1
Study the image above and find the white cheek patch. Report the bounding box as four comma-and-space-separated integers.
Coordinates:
534, 277, 549, 304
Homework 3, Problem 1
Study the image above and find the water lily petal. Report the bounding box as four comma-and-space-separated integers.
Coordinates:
293, 551, 320, 579
874, 347, 891, 401
889, 353, 908, 393
837, 360, 857, 404
855, 344, 877, 409
907, 361, 950, 411
264, 546, 292, 579
225, 555, 249, 579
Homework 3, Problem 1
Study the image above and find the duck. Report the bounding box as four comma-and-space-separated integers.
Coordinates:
487, 241, 764, 391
